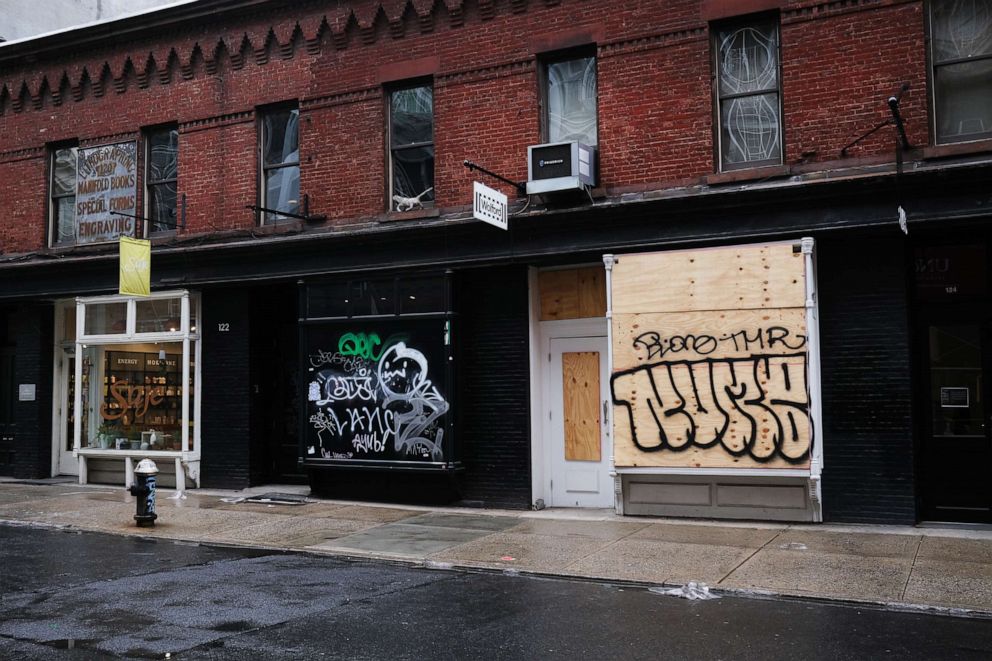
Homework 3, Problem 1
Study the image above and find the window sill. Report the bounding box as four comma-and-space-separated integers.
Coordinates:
922, 138, 992, 161
704, 164, 790, 186
378, 208, 441, 223
254, 219, 304, 235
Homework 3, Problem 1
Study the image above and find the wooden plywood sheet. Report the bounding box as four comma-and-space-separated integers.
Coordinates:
540, 267, 606, 321
563, 351, 601, 462
612, 243, 806, 314
612, 308, 808, 372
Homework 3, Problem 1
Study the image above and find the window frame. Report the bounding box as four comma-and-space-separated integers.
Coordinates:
538, 48, 599, 147
258, 102, 301, 224
711, 14, 784, 172
387, 80, 436, 212
48, 141, 79, 247
927, 0, 992, 145
143, 124, 179, 236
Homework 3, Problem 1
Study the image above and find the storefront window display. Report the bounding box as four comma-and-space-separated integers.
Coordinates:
74, 291, 199, 465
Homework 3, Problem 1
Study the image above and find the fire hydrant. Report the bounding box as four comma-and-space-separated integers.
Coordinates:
129, 458, 159, 527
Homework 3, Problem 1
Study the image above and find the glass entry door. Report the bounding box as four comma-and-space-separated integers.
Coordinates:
921, 324, 992, 522
57, 348, 77, 475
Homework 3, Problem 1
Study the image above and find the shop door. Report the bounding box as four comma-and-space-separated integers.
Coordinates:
548, 336, 612, 508
921, 324, 992, 523
56, 348, 77, 476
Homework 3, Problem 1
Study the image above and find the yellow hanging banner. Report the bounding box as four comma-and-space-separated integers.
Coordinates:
119, 236, 151, 297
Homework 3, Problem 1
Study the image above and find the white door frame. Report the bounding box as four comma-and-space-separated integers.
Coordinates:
546, 334, 611, 507
51, 300, 77, 477
530, 295, 609, 507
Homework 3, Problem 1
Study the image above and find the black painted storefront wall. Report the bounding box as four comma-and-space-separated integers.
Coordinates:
199, 288, 252, 489
0, 305, 53, 479
818, 235, 916, 524
454, 266, 532, 508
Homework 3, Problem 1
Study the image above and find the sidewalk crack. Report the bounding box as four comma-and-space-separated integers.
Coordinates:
900, 535, 924, 601
716, 526, 788, 586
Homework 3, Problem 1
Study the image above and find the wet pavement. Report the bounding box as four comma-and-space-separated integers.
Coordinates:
2, 480, 992, 616
2, 525, 992, 660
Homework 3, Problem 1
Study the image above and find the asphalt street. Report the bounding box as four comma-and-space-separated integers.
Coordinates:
1, 523, 991, 660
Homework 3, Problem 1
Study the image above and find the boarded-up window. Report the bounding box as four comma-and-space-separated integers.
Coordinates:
610, 243, 812, 469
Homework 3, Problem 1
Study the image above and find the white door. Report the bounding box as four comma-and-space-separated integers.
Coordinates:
56, 348, 78, 476
548, 336, 612, 507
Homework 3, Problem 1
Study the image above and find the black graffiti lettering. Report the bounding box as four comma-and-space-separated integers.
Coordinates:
633, 331, 719, 360
612, 352, 811, 464
766, 325, 807, 350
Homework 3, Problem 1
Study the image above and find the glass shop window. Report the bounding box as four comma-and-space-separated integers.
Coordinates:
50, 144, 78, 246
260, 105, 301, 222
930, 0, 992, 144
542, 52, 598, 146
80, 343, 194, 452
145, 125, 179, 233
389, 83, 435, 211
713, 16, 783, 171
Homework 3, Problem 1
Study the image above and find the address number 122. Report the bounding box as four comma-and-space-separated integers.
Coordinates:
217, 323, 230, 332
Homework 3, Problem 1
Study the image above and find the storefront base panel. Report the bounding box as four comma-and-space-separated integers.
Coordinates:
83, 457, 185, 489
622, 474, 816, 522
309, 468, 461, 506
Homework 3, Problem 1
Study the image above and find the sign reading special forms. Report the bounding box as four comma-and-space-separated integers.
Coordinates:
75, 142, 138, 244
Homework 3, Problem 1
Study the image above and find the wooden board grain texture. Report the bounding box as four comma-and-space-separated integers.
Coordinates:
563, 351, 601, 462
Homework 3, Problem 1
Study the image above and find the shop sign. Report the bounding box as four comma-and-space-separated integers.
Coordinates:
76, 142, 138, 245
109, 352, 146, 371
145, 354, 179, 372
940, 387, 969, 408
119, 236, 151, 297
18, 384, 35, 401
473, 181, 508, 230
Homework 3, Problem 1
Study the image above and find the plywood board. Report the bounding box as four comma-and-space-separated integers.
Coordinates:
612, 243, 806, 314
539, 267, 606, 321
612, 308, 808, 371
611, 307, 810, 469
607, 242, 812, 470
563, 351, 601, 462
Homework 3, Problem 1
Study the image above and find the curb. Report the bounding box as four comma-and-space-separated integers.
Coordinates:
4, 516, 991, 621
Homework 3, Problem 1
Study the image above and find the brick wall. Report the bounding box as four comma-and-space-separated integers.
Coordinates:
818, 234, 916, 524
0, 0, 938, 254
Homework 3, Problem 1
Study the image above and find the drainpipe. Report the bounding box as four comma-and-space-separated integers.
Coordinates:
603, 254, 622, 515
802, 237, 825, 522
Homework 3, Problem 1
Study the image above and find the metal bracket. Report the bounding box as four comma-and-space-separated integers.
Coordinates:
247, 193, 327, 223
463, 160, 526, 196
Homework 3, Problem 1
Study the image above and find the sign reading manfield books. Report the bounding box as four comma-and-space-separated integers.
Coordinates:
76, 142, 138, 244
119, 236, 151, 297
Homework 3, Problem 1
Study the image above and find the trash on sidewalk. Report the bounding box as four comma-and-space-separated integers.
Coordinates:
779, 542, 808, 550
649, 581, 720, 600
242, 492, 309, 505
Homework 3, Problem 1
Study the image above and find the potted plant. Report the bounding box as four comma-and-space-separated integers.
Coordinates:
96, 422, 117, 449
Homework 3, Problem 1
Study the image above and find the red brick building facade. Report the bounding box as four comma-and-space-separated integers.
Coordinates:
1, 0, 990, 523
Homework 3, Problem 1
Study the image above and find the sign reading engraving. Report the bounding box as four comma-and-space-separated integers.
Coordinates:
76, 142, 138, 244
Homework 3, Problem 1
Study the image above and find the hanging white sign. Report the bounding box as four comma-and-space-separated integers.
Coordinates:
473, 181, 508, 231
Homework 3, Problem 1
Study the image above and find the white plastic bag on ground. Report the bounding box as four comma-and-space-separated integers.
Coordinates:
649, 581, 720, 600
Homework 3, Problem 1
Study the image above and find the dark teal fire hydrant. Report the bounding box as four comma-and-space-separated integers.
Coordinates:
129, 458, 159, 527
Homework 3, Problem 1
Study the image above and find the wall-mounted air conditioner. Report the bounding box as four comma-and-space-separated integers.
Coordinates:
526, 141, 597, 195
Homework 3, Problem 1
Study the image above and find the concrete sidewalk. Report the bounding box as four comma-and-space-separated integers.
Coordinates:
2, 480, 991, 617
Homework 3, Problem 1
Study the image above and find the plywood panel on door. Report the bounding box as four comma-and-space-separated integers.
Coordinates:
562, 351, 601, 462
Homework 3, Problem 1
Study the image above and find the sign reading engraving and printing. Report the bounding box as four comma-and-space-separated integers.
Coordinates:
76, 142, 138, 244
473, 181, 508, 231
